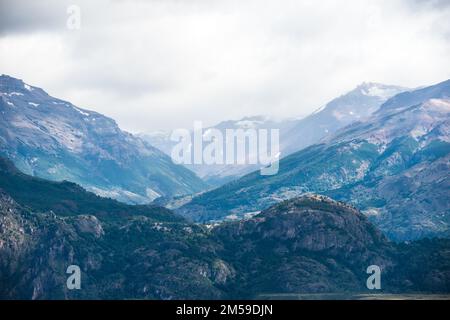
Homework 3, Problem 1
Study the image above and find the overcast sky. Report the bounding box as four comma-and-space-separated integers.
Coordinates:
1, 0, 449, 132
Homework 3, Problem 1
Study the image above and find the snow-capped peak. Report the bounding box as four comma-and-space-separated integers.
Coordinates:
358, 82, 407, 99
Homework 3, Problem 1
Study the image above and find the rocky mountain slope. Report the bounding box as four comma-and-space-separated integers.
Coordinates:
0, 157, 222, 299
1, 166, 449, 299
212, 195, 395, 296
178, 80, 450, 241
0, 75, 207, 204
281, 82, 408, 155
140, 115, 296, 186
0, 190, 225, 299
0, 157, 182, 222
141, 83, 407, 187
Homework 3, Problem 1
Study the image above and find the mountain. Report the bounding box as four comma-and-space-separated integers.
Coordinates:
0, 157, 225, 299
177, 80, 450, 241
213, 195, 450, 296
281, 82, 409, 155
139, 115, 297, 187
1, 167, 449, 299
141, 83, 406, 188
0, 157, 182, 222
212, 195, 396, 296
0, 75, 207, 204
137, 130, 174, 156
0, 189, 225, 299
376, 79, 450, 114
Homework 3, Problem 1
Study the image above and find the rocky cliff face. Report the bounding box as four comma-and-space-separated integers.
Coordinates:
0, 189, 228, 299
212, 195, 395, 296
0, 75, 207, 204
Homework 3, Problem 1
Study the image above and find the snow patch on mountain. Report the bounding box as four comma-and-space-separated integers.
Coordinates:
73, 106, 90, 117
356, 160, 370, 180
10, 92, 23, 96
235, 119, 265, 129
410, 126, 428, 139
361, 83, 406, 99
423, 98, 450, 112
146, 188, 161, 201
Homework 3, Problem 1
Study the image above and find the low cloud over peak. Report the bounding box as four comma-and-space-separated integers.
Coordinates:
1, 0, 449, 132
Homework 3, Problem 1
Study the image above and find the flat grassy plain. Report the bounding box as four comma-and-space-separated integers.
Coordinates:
258, 293, 450, 300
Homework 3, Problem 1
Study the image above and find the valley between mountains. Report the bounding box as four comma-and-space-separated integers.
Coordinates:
1, 158, 449, 299
1, 75, 449, 299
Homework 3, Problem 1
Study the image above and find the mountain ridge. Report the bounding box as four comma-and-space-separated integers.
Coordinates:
2, 166, 449, 299
177, 79, 450, 241
141, 82, 408, 187
0, 74, 208, 204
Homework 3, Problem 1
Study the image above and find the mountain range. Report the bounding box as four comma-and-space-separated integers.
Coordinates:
140, 83, 407, 186
0, 75, 207, 204
177, 79, 450, 241
281, 82, 409, 155
1, 74, 448, 242
1, 74, 449, 299
1, 158, 449, 299
139, 115, 294, 186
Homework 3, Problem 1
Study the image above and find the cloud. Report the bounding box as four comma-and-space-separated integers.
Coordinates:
0, 0, 449, 132
0, 0, 70, 35
409, 0, 450, 9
